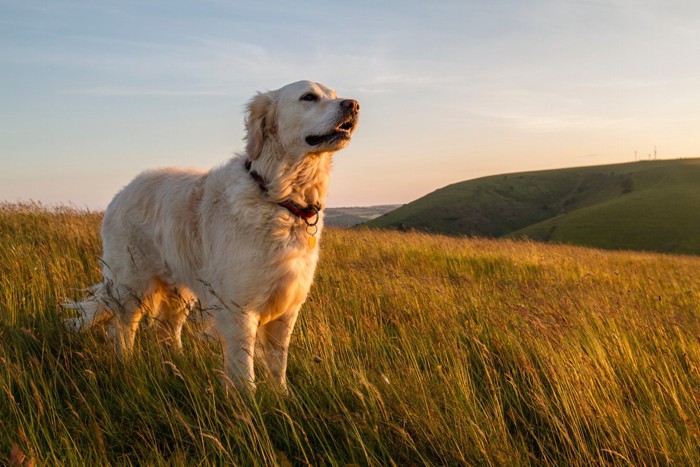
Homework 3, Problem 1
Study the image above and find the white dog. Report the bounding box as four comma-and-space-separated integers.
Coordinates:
65, 81, 360, 392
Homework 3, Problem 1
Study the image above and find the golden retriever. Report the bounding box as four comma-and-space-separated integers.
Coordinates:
65, 81, 360, 392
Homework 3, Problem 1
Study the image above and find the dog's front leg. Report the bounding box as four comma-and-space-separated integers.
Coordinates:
209, 302, 259, 394
257, 307, 299, 393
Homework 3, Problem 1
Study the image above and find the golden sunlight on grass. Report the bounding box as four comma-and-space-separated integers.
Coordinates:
1, 204, 698, 464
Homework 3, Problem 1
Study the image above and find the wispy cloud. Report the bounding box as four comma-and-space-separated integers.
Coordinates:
57, 86, 232, 97
32, 35, 437, 98
514, 114, 640, 132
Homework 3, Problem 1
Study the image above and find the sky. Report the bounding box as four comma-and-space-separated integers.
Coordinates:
1, 0, 699, 209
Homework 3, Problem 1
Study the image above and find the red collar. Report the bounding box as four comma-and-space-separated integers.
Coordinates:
245, 159, 320, 225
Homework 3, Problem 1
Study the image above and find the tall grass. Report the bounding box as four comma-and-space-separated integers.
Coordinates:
1, 203, 699, 465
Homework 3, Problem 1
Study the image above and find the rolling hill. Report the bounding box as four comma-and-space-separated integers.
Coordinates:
364, 158, 700, 255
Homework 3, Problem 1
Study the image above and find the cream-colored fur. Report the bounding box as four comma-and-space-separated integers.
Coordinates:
64, 81, 359, 392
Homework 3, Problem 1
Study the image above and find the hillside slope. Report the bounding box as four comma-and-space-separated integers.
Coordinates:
364, 158, 700, 254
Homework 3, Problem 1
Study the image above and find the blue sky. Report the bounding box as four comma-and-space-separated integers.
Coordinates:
1, 0, 699, 208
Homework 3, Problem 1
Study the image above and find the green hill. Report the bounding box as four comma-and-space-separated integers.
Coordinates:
364, 158, 700, 255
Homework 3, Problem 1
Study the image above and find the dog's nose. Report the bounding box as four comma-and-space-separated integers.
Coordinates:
340, 99, 360, 113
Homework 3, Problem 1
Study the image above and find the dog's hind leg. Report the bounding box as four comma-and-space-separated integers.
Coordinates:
111, 296, 144, 355
104, 280, 156, 356
63, 281, 149, 355
153, 284, 193, 350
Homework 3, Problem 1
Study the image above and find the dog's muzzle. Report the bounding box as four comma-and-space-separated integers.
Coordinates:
305, 99, 360, 146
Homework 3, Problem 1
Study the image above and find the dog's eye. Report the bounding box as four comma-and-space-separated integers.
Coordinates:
300, 93, 319, 102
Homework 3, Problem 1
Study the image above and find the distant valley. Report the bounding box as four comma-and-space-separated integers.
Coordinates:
324, 205, 400, 227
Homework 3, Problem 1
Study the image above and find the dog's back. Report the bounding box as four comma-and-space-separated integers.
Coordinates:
102, 168, 208, 287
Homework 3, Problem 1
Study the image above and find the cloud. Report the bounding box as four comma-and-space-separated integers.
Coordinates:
58, 86, 232, 97
502, 113, 641, 132
37, 35, 437, 98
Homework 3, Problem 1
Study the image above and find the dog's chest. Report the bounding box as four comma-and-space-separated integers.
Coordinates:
257, 242, 319, 325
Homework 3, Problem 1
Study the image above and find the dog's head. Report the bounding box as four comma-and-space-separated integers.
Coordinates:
245, 81, 360, 161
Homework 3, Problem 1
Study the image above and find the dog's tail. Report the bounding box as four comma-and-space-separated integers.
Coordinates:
62, 283, 114, 331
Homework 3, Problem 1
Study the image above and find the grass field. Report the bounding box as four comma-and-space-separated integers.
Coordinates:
365, 158, 700, 255
1, 203, 699, 465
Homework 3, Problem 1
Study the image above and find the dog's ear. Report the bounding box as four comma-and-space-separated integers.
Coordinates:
245, 91, 276, 160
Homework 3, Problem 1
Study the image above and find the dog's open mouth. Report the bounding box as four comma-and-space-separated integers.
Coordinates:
305, 115, 357, 146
